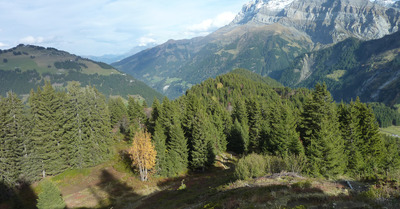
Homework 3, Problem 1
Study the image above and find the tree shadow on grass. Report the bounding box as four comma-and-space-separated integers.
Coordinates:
136, 156, 237, 209
82, 169, 142, 209
0, 180, 38, 209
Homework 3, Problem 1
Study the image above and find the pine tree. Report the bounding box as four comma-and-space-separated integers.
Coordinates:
264, 102, 304, 156
228, 119, 249, 155
166, 116, 188, 176
338, 102, 364, 174
299, 83, 345, 177
147, 97, 161, 135
0, 92, 25, 186
152, 120, 168, 176
108, 97, 127, 128
246, 98, 262, 152
127, 96, 146, 127
36, 180, 65, 209
29, 82, 66, 178
354, 98, 385, 176
190, 110, 213, 171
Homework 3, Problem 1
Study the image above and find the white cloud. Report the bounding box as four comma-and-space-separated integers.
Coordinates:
187, 12, 236, 33
138, 36, 157, 46
0, 42, 8, 48
19, 36, 45, 44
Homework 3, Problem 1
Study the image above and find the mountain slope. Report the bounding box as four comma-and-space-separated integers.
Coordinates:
279, 30, 400, 106
113, 0, 400, 99
0, 44, 163, 103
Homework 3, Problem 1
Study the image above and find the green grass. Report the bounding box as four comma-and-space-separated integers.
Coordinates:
380, 126, 400, 137
51, 168, 92, 182
326, 70, 346, 81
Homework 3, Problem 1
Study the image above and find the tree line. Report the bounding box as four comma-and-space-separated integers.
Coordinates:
110, 72, 400, 180
0, 81, 113, 202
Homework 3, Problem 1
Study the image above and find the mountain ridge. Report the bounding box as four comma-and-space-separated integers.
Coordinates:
0, 44, 163, 103
113, 0, 400, 99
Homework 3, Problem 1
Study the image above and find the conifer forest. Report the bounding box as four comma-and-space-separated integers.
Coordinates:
1, 71, 400, 208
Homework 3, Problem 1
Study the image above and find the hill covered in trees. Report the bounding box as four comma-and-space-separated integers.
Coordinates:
0, 44, 163, 104
1, 70, 399, 208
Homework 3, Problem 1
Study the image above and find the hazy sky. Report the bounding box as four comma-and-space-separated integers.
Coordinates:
0, 0, 247, 56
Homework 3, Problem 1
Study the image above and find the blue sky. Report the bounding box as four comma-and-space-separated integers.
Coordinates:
0, 0, 247, 56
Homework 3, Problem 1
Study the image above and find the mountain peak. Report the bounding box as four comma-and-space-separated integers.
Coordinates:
232, 0, 400, 44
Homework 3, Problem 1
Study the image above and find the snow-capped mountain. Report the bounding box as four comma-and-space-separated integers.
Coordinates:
232, 0, 400, 44
114, 0, 400, 99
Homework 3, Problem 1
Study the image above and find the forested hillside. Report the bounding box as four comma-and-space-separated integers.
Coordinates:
1, 71, 399, 208
279, 31, 400, 106
0, 45, 163, 104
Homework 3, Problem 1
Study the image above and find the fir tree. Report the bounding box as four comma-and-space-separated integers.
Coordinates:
299, 83, 345, 177
152, 120, 168, 176
190, 110, 212, 171
147, 97, 161, 135
166, 116, 188, 176
0, 92, 25, 186
36, 180, 65, 209
228, 119, 249, 155
246, 98, 262, 152
29, 82, 66, 178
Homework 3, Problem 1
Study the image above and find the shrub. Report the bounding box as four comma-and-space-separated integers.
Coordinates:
266, 155, 287, 174
235, 153, 266, 180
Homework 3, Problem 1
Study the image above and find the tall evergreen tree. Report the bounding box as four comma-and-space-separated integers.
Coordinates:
166, 116, 188, 176
299, 83, 345, 177
354, 98, 385, 176
228, 119, 249, 155
147, 97, 161, 135
338, 102, 364, 174
0, 92, 25, 186
190, 110, 213, 171
29, 82, 66, 178
152, 120, 168, 176
108, 97, 127, 128
246, 98, 262, 152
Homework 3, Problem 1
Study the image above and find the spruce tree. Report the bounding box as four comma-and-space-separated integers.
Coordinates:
228, 119, 249, 154
338, 102, 364, 174
147, 97, 161, 135
299, 83, 345, 177
354, 98, 385, 176
108, 97, 127, 128
0, 92, 25, 186
166, 116, 188, 176
190, 110, 212, 171
36, 180, 65, 209
246, 98, 262, 152
29, 82, 66, 178
152, 120, 168, 176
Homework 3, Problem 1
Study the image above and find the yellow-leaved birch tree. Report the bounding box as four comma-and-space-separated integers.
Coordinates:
129, 130, 157, 181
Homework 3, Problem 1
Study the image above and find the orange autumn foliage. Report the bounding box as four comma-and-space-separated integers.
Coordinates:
128, 130, 157, 181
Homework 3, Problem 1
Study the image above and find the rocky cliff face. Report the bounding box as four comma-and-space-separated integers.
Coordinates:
232, 0, 400, 44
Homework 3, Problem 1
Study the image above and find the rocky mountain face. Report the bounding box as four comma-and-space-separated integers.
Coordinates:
113, 0, 400, 99
233, 0, 400, 44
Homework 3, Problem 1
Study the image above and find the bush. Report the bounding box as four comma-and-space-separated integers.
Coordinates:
235, 153, 266, 180
266, 155, 287, 174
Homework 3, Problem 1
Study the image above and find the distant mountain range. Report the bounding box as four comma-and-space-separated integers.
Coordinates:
85, 43, 157, 64
0, 44, 163, 103
113, 0, 400, 99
